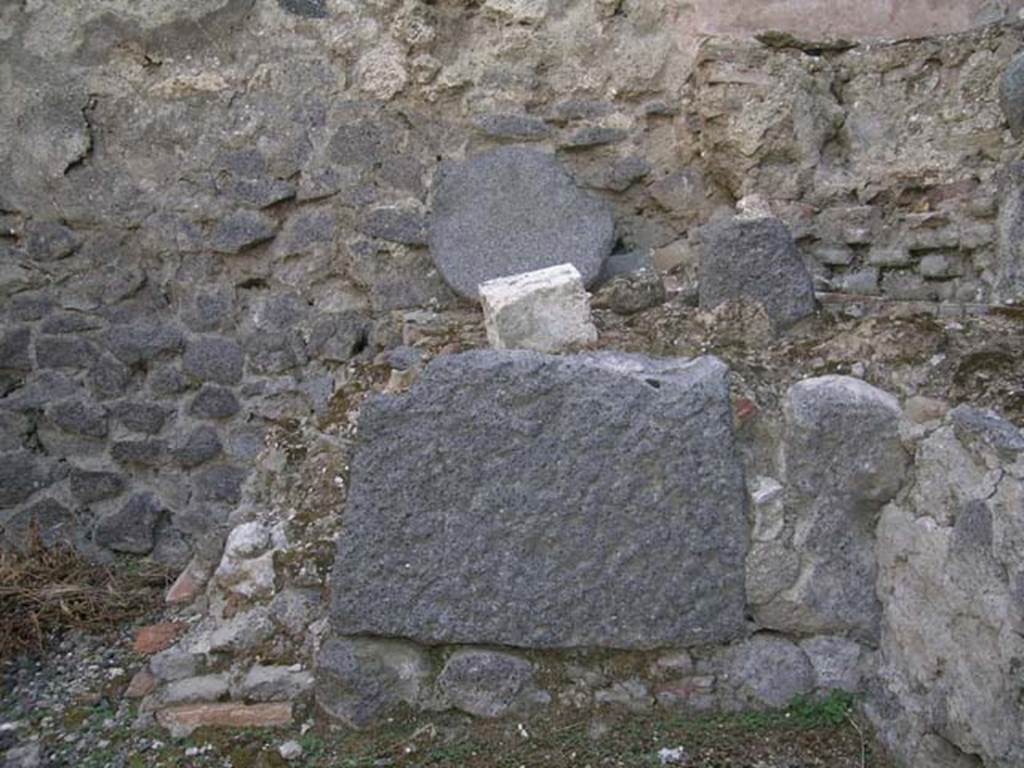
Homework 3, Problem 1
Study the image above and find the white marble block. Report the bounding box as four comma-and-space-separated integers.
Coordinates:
479, 264, 598, 352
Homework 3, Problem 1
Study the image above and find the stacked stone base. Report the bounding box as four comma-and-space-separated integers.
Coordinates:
126, 348, 1024, 768
315, 634, 867, 728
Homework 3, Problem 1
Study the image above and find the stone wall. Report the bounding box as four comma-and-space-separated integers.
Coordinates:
3, 1, 1024, 566
693, 28, 1024, 304
4, 6, 1024, 765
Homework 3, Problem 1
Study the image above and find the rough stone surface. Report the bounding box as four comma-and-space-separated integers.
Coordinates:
94, 493, 164, 554
911, 735, 987, 768
209, 211, 278, 254
105, 324, 184, 366
905, 395, 950, 424
594, 679, 654, 713
751, 376, 908, 641
997, 162, 1024, 301
109, 401, 171, 435
483, 0, 549, 24
125, 669, 158, 699
150, 646, 200, 683
277, 0, 327, 19
597, 249, 655, 284
173, 427, 223, 469
111, 439, 165, 466
2, 498, 73, 551
357, 207, 429, 246
183, 337, 245, 385
472, 113, 552, 141
429, 147, 614, 299
435, 650, 544, 718
47, 400, 108, 438
799, 636, 864, 693
951, 404, 1024, 458
165, 558, 212, 606
23, 221, 81, 262
214, 522, 277, 599
329, 350, 748, 649
1, 743, 42, 768
69, 468, 126, 504
278, 740, 304, 761
479, 264, 598, 353
698, 216, 816, 328
1000, 52, 1024, 140
315, 637, 431, 728
35, 336, 98, 369
0, 452, 53, 508
309, 313, 369, 363
723, 636, 815, 708
194, 465, 247, 506
870, 410, 1024, 768
190, 386, 241, 420
0, 328, 31, 372
233, 665, 313, 703
1, 3, 1023, 752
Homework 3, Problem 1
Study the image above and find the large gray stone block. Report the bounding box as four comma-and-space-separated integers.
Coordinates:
428, 147, 614, 299
751, 376, 908, 641
329, 350, 748, 650
698, 216, 816, 328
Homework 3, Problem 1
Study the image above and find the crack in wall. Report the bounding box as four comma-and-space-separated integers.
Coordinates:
62, 96, 98, 177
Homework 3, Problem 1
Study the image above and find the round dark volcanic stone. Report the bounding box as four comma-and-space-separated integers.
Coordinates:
429, 147, 615, 299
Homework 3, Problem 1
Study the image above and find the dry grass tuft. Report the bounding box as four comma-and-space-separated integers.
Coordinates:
0, 527, 169, 661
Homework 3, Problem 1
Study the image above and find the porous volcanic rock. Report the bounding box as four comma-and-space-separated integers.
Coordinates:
428, 147, 614, 299
328, 350, 748, 649
698, 215, 816, 328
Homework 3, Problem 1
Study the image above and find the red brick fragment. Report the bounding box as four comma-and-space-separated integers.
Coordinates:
133, 621, 187, 655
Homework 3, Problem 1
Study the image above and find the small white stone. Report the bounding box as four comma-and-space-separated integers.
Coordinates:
658, 746, 689, 766
278, 740, 304, 761
223, 522, 270, 559
736, 194, 772, 219
748, 476, 785, 542
479, 264, 598, 353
